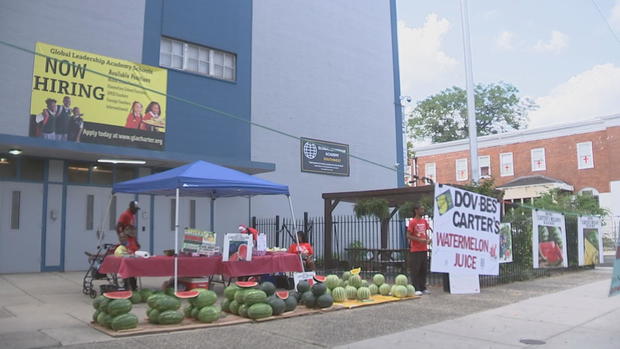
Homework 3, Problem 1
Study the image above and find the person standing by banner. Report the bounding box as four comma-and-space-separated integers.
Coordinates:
55, 96, 72, 141
407, 206, 432, 296
40, 98, 58, 140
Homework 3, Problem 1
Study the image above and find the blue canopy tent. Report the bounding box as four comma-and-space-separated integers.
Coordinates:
111, 160, 302, 292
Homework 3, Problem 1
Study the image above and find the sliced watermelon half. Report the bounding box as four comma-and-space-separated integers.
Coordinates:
103, 291, 132, 299
235, 281, 258, 288
313, 275, 327, 283
175, 290, 200, 299
276, 291, 289, 300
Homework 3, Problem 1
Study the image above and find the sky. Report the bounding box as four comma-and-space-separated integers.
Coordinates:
396, 0, 620, 132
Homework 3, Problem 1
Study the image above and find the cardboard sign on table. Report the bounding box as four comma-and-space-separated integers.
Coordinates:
182, 229, 216, 254
257, 233, 267, 252
223, 233, 253, 262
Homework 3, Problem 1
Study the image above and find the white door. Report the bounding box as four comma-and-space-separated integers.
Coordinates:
0, 182, 44, 273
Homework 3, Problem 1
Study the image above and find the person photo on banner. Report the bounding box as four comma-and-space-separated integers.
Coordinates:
68, 107, 84, 142
142, 101, 162, 131
54, 96, 72, 141
407, 205, 432, 296
125, 101, 143, 129
39, 98, 59, 140
288, 231, 315, 271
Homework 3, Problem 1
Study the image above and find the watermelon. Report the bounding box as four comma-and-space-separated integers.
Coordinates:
245, 290, 268, 305
192, 290, 217, 308
147, 294, 165, 308
154, 295, 181, 311
247, 303, 273, 319
288, 290, 299, 301
103, 291, 132, 299
297, 280, 311, 294
96, 312, 112, 328
224, 285, 239, 300
311, 283, 327, 297
259, 282, 276, 296
191, 288, 208, 294
139, 288, 154, 301
406, 284, 416, 297
235, 281, 258, 288
98, 297, 111, 312
331, 287, 346, 302
221, 299, 231, 313
198, 305, 220, 323
238, 304, 249, 318
235, 289, 250, 304
229, 300, 240, 315
369, 284, 379, 295
175, 290, 200, 299
357, 287, 371, 301
267, 296, 286, 315
276, 291, 289, 300
349, 275, 362, 288
345, 286, 358, 300
301, 291, 316, 308
338, 279, 345, 287
395, 274, 409, 286
158, 310, 184, 324
361, 280, 369, 288
184, 305, 194, 318
148, 308, 161, 323
110, 313, 138, 331
129, 292, 142, 304
342, 271, 351, 281
93, 295, 106, 310
284, 296, 297, 312
325, 275, 340, 290
106, 299, 132, 316
373, 274, 385, 286
191, 307, 200, 320
316, 294, 334, 308
390, 284, 398, 296
313, 275, 327, 283
393, 285, 408, 298
92, 309, 101, 322
379, 283, 391, 296
350, 267, 362, 275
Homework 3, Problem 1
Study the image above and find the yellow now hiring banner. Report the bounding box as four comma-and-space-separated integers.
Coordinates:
29, 42, 168, 150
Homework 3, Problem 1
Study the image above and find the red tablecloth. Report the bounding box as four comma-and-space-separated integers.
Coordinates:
99, 253, 302, 278
99, 256, 221, 278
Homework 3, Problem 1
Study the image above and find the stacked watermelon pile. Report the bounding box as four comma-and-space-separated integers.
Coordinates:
92, 291, 139, 331
181, 289, 221, 323
326, 271, 417, 303
145, 293, 185, 325
222, 281, 298, 319
298, 276, 334, 309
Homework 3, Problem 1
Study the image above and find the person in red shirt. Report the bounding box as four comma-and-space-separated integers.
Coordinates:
407, 206, 432, 296
125, 101, 143, 129
116, 201, 141, 253
288, 231, 315, 271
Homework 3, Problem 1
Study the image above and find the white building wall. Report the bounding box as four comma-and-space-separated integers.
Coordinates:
250, 0, 399, 218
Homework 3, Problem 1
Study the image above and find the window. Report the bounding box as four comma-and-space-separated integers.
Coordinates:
160, 37, 236, 81
67, 162, 90, 183
189, 200, 196, 229
115, 166, 137, 183
86, 194, 94, 230
456, 158, 468, 181
11, 191, 20, 229
577, 142, 594, 169
109, 196, 117, 230
21, 158, 45, 181
0, 156, 17, 179
424, 163, 436, 182
479, 155, 491, 178
531, 148, 546, 171
91, 165, 113, 185
500, 152, 514, 177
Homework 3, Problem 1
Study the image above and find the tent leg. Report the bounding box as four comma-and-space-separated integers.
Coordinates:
287, 195, 305, 273
174, 188, 179, 294
210, 197, 215, 232
97, 193, 114, 245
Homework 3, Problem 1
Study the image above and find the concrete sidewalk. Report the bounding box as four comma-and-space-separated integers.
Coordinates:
338, 271, 620, 348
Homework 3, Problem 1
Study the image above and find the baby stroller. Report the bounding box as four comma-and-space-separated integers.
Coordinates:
82, 243, 120, 298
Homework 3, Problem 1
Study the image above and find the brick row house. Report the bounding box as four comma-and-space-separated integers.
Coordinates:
411, 114, 620, 236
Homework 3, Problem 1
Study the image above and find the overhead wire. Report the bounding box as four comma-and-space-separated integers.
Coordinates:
591, 0, 620, 48
0, 39, 397, 172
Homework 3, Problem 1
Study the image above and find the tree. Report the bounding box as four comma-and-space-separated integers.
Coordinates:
408, 82, 537, 143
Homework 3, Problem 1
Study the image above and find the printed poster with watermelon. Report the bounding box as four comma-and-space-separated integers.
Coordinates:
532, 210, 568, 268
222, 233, 253, 262
577, 216, 603, 266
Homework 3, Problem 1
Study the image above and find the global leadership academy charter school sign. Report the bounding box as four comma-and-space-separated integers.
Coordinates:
300, 137, 349, 176
431, 184, 501, 276
29, 42, 168, 150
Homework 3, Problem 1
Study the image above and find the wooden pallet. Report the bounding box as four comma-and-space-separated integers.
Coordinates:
90, 315, 251, 337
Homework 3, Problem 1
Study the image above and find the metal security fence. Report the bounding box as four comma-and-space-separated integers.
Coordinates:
252, 213, 597, 289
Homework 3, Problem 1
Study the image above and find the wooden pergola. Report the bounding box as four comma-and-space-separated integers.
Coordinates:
322, 185, 435, 268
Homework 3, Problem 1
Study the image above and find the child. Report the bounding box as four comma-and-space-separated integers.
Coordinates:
114, 232, 137, 290
288, 231, 315, 270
